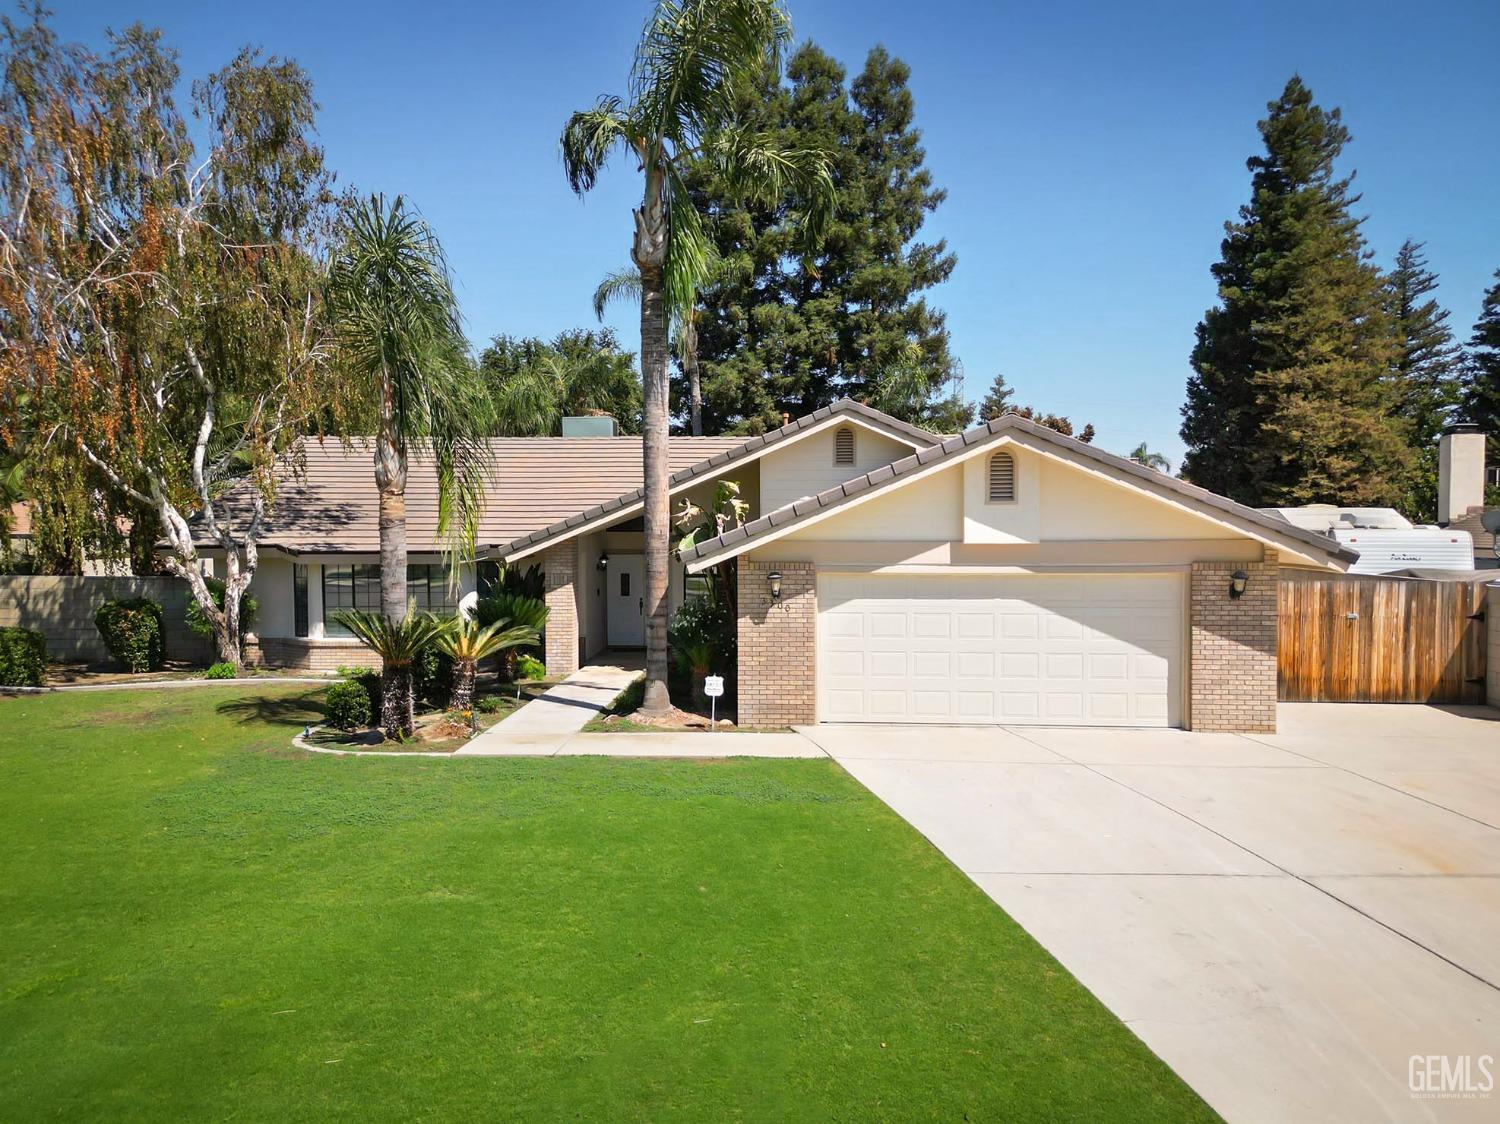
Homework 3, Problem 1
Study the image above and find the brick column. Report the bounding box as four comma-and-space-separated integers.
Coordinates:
737, 560, 816, 727
541, 542, 580, 678
1189, 550, 1278, 732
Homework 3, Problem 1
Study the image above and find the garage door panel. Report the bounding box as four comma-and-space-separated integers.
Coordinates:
817, 573, 1182, 727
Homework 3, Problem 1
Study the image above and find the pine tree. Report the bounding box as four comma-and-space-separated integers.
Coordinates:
978, 372, 1015, 419
1462, 270, 1500, 473
1385, 240, 1463, 518
1180, 77, 1407, 506
685, 44, 957, 432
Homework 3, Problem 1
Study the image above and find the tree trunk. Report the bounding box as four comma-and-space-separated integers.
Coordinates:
381, 663, 415, 739
450, 660, 476, 712
683, 312, 703, 437
634, 165, 672, 713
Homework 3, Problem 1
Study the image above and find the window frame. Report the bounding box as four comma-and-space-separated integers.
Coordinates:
293, 563, 309, 638
987, 450, 1018, 504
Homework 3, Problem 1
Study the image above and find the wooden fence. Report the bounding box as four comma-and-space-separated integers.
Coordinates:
1278, 574, 1489, 703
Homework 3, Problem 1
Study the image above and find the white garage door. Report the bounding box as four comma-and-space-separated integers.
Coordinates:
818, 572, 1183, 726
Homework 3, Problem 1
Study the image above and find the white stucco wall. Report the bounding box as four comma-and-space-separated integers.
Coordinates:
784, 465, 963, 542
760, 423, 912, 512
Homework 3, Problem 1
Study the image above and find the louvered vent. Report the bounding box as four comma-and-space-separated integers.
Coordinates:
988, 452, 1016, 502
833, 427, 855, 466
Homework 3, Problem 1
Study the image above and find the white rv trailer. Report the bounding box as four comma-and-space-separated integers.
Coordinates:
1264, 506, 1475, 575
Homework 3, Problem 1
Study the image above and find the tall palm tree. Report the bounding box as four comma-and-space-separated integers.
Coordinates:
562, 0, 833, 712
1129, 442, 1172, 473
328, 194, 491, 723
328, 194, 490, 622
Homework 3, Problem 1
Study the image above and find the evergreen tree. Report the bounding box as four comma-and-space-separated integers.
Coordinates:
1385, 240, 1463, 518
686, 43, 957, 432
978, 372, 1015, 420
1461, 270, 1500, 471
1180, 77, 1407, 506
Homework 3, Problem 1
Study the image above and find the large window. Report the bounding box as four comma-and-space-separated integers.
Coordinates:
322, 563, 456, 636
407, 564, 457, 615
322, 564, 380, 636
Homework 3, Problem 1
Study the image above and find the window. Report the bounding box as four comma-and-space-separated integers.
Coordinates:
833, 426, 855, 466
619, 571, 630, 597
476, 560, 501, 598
293, 564, 309, 638
988, 451, 1016, 502
407, 564, 457, 615
322, 564, 380, 636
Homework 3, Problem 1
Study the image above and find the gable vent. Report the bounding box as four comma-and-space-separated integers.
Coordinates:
988, 451, 1016, 502
833, 426, 856, 466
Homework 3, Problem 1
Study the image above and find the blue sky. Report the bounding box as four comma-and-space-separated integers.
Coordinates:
54, 0, 1500, 463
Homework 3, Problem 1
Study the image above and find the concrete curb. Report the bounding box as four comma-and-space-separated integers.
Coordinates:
3, 676, 333, 695
291, 724, 457, 758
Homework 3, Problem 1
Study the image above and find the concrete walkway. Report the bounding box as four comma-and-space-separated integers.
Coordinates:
803, 705, 1500, 1123
459, 659, 645, 755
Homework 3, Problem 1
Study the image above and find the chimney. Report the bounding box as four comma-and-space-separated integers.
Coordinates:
1437, 424, 1486, 524
560, 415, 619, 438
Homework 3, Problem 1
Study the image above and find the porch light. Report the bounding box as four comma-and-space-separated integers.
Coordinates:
767, 570, 783, 601
596, 552, 609, 572
1229, 570, 1249, 600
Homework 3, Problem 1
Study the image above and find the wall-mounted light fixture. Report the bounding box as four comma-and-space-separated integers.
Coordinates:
596, 552, 609, 572
767, 570, 783, 601
1229, 569, 1249, 600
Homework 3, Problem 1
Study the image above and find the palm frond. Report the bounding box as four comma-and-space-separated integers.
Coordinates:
662, 159, 712, 317
436, 617, 539, 663
702, 126, 835, 253
561, 98, 633, 195
330, 607, 452, 666
592, 266, 643, 321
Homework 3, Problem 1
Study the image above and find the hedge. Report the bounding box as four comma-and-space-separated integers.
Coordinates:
94, 598, 165, 672
0, 627, 45, 687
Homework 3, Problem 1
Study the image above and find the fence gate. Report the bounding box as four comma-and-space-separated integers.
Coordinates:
1278, 575, 1488, 703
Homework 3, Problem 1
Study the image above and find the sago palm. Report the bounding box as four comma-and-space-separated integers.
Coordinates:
561, 0, 834, 712
330, 607, 453, 739
327, 194, 491, 622
436, 617, 539, 711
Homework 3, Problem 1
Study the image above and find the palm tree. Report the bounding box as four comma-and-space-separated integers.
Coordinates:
594, 259, 734, 437
561, 0, 833, 713
327, 194, 491, 714
1129, 442, 1172, 473
436, 617, 539, 711
488, 336, 640, 436
331, 608, 453, 738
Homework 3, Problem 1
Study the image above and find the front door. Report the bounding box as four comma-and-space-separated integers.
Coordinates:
606, 554, 646, 647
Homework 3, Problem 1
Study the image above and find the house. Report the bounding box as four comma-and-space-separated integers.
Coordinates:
220, 399, 1354, 733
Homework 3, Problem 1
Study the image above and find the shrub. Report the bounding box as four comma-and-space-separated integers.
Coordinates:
415, 644, 455, 707
324, 679, 372, 731
668, 595, 735, 697
184, 577, 258, 638
94, 597, 164, 672
202, 661, 237, 680
475, 694, 502, 713
514, 653, 546, 681
0, 626, 45, 687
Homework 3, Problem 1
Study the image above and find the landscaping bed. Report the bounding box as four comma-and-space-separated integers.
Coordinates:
308, 683, 549, 753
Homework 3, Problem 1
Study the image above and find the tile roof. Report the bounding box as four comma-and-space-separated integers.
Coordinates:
493, 398, 939, 557
682, 412, 1360, 567
200, 435, 745, 555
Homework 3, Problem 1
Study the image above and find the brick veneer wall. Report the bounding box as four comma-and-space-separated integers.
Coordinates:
737, 560, 816, 726
1189, 550, 1279, 732
541, 542, 580, 678
247, 636, 377, 672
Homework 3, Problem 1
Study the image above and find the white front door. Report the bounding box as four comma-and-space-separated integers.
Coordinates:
606, 554, 646, 647
817, 572, 1184, 726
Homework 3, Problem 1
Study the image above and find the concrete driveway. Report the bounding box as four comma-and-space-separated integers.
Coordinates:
801, 704, 1500, 1123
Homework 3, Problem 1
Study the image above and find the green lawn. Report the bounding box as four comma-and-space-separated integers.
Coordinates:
0, 686, 1215, 1121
